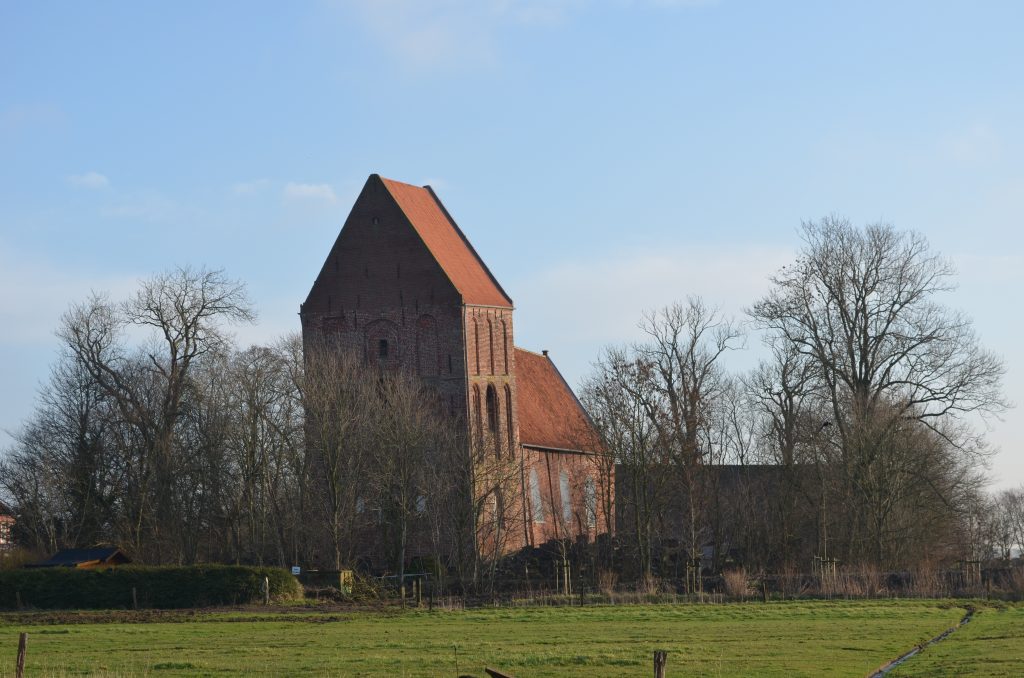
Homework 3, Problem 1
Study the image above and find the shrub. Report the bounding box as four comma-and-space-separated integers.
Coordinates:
722, 568, 752, 599
0, 565, 302, 610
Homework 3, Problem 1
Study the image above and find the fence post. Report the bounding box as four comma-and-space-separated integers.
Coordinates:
132, 586, 138, 610
16, 632, 27, 678
653, 649, 667, 678
262, 576, 270, 606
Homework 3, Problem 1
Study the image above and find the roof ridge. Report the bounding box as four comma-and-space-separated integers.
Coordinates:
423, 184, 514, 308
542, 348, 601, 435
378, 176, 512, 308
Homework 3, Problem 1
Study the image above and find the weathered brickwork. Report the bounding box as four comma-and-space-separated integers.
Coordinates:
302, 174, 611, 557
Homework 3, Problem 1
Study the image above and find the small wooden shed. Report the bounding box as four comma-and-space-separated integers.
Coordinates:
30, 547, 132, 569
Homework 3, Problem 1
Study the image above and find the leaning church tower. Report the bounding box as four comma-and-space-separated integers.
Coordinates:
300, 174, 520, 460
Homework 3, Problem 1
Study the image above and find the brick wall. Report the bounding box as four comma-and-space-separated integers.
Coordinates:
301, 177, 469, 411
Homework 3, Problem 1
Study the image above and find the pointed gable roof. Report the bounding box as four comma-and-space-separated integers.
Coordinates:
515, 347, 600, 453
379, 176, 512, 308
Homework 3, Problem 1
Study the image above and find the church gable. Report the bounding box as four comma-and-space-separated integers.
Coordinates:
380, 177, 513, 309
303, 174, 463, 317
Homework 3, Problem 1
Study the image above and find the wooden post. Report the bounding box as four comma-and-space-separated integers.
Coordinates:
262, 576, 270, 606
653, 649, 667, 678
132, 586, 138, 610
15, 591, 22, 610
416, 578, 423, 607
763, 579, 769, 603
428, 579, 434, 612
16, 632, 27, 678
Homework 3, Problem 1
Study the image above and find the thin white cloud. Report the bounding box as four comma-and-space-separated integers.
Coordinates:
100, 192, 180, 222
341, 0, 712, 71
231, 179, 271, 196
0, 103, 65, 132
0, 242, 139, 344
340, 0, 579, 71
516, 245, 787, 338
68, 171, 109, 189
943, 123, 1000, 166
284, 182, 337, 202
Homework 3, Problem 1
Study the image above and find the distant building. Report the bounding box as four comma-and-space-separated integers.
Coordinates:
0, 501, 14, 549
301, 175, 610, 556
29, 547, 132, 569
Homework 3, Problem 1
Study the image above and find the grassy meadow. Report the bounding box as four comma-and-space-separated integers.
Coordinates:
0, 600, 1016, 677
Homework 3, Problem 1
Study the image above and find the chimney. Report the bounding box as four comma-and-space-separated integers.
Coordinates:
542, 350, 549, 357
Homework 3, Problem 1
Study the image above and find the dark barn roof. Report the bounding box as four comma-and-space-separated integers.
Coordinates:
30, 547, 132, 568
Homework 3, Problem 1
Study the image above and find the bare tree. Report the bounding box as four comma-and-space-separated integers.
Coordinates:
56, 267, 254, 562
583, 346, 667, 580
301, 341, 376, 570
636, 298, 742, 578
369, 368, 458, 589
750, 218, 1006, 566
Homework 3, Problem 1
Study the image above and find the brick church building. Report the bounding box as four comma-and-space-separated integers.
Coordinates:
300, 174, 610, 554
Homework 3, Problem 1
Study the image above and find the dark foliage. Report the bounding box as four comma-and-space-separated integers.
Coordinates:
0, 565, 301, 610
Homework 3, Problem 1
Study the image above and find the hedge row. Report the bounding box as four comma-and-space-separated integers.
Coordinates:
0, 565, 302, 610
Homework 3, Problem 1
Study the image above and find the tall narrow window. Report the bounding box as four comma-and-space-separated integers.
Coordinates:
560, 471, 572, 524
504, 384, 514, 454
501, 319, 509, 375
486, 384, 499, 456
487, 318, 495, 375
584, 477, 597, 528
494, 489, 505, 532
472, 385, 482, 449
472, 317, 480, 375
529, 468, 544, 523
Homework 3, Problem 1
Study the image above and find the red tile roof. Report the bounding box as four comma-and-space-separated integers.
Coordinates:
380, 177, 512, 308
515, 347, 599, 452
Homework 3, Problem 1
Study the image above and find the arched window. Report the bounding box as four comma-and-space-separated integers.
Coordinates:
529, 468, 544, 523
486, 384, 499, 456
559, 470, 572, 524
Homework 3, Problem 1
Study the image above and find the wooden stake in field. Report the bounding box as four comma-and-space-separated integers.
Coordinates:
653, 649, 667, 678
16, 632, 27, 678
262, 576, 270, 606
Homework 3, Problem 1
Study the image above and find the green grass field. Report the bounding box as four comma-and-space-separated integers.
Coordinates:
0, 600, 1017, 677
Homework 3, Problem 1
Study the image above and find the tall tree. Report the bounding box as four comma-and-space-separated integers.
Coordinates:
750, 218, 1006, 566
56, 266, 254, 562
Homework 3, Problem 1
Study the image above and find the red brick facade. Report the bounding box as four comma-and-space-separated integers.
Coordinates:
301, 175, 611, 554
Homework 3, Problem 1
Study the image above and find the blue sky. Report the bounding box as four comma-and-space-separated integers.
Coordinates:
1, 1, 1021, 488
